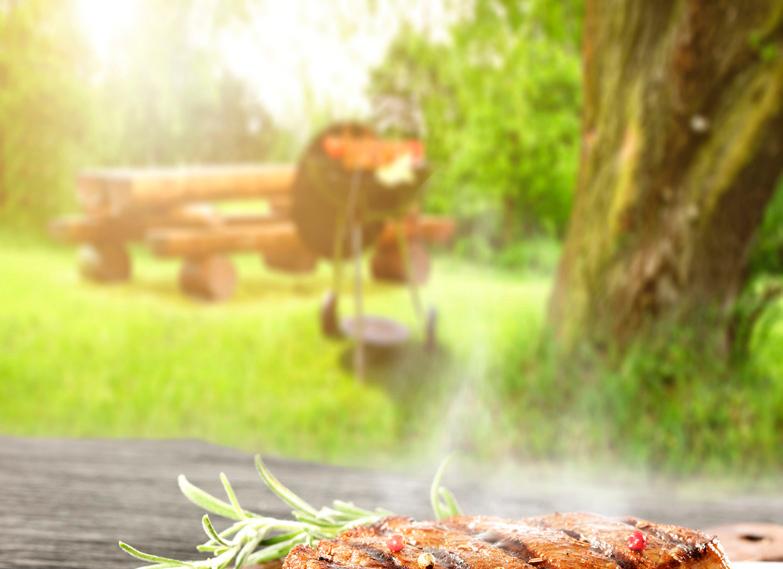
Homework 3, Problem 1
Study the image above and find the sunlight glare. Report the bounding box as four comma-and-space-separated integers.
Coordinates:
219, 0, 461, 130
77, 0, 138, 61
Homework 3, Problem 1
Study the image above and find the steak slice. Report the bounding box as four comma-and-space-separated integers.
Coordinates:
283, 513, 730, 569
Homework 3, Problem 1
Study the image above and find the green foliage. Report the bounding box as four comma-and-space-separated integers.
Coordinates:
730, 275, 783, 364
748, 177, 783, 277
370, 0, 583, 238
3, 233, 783, 473
453, 231, 561, 274
490, 324, 783, 474
0, 0, 94, 225
736, 177, 783, 356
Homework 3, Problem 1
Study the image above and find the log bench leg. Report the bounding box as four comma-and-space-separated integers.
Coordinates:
262, 241, 318, 274
179, 256, 237, 301
78, 243, 131, 283
370, 239, 430, 284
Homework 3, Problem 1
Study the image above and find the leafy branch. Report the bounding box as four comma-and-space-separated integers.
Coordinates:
119, 456, 461, 569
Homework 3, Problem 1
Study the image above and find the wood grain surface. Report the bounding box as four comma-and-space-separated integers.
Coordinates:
1, 437, 781, 568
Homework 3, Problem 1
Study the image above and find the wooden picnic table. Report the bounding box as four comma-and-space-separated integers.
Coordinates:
1, 437, 781, 568
52, 160, 455, 300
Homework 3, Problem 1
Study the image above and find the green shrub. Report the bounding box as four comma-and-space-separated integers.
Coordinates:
748, 177, 783, 277
453, 232, 561, 274
489, 329, 783, 474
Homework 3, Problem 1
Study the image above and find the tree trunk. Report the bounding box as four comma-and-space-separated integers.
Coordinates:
550, 0, 783, 356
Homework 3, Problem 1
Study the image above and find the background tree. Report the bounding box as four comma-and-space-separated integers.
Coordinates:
549, 0, 783, 358
0, 0, 290, 226
0, 0, 93, 224
370, 0, 583, 244
93, 0, 291, 167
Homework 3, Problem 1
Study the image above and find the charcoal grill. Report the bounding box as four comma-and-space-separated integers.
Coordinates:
293, 122, 437, 374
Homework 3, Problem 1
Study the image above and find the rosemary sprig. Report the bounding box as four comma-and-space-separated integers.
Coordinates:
120, 456, 461, 569
430, 455, 462, 520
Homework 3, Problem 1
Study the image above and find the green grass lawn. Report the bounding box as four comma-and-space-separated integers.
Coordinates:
0, 233, 548, 465
2, 232, 782, 473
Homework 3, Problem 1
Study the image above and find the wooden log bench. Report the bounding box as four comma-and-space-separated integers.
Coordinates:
51, 164, 454, 301
76, 164, 294, 215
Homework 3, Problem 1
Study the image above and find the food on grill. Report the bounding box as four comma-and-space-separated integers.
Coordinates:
291, 122, 427, 258
284, 513, 730, 569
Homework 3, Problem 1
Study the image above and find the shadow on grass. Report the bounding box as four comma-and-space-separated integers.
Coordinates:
338, 342, 455, 399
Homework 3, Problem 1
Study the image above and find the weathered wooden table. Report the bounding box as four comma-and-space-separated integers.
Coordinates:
1, 437, 781, 568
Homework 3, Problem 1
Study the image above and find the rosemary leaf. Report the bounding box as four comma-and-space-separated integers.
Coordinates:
255, 456, 320, 517
178, 475, 245, 521
119, 541, 195, 567
332, 500, 378, 517
200, 514, 229, 547
195, 544, 226, 554
430, 456, 463, 520
218, 472, 250, 520
209, 545, 241, 569
234, 532, 265, 568
438, 487, 463, 518
292, 511, 338, 527
259, 530, 300, 546
245, 534, 307, 565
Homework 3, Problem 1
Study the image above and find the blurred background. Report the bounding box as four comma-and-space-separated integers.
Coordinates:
1, 0, 782, 481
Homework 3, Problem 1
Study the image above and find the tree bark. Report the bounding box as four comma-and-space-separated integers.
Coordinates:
550, 0, 783, 356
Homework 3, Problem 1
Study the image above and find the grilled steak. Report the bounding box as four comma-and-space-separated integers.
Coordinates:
283, 513, 730, 569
